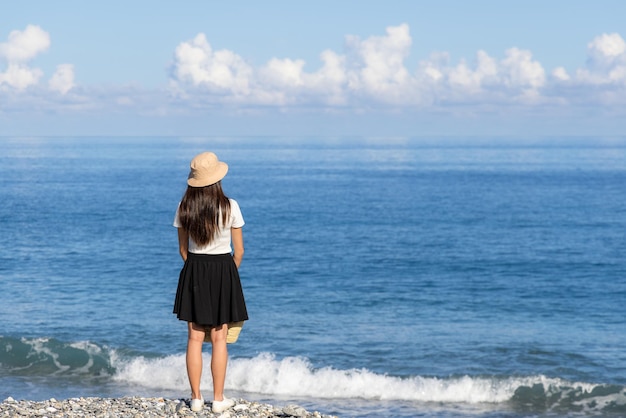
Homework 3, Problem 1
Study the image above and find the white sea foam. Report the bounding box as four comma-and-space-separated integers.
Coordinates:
3, 337, 625, 414
24, 337, 71, 374
111, 351, 189, 390
110, 351, 601, 404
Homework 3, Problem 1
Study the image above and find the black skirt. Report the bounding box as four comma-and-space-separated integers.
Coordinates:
173, 253, 248, 327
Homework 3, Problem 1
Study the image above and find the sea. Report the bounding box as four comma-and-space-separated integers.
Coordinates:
0, 136, 625, 418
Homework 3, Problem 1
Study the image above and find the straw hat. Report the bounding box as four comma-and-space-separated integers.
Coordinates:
187, 152, 228, 187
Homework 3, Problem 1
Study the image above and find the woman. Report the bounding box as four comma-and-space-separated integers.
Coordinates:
173, 152, 248, 413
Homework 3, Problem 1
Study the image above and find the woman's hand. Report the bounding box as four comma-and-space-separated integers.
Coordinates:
177, 228, 189, 262
231, 227, 244, 268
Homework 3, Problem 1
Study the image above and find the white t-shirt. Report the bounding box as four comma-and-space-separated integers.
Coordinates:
173, 198, 245, 254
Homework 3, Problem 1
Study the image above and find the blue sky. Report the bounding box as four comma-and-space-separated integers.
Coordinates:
2, 1, 626, 137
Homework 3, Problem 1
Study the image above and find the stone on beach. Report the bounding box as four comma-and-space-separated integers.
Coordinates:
0, 396, 337, 417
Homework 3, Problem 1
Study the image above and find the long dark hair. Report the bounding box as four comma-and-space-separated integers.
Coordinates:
178, 181, 231, 246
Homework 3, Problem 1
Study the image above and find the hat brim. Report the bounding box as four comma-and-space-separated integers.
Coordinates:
187, 162, 228, 187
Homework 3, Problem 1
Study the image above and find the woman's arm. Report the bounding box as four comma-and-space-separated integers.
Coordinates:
177, 228, 189, 262
231, 227, 244, 268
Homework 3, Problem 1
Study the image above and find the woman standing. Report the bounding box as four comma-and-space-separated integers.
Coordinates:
173, 152, 248, 413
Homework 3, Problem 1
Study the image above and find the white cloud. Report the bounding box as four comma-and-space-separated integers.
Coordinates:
573, 33, 626, 86
259, 58, 305, 88
170, 24, 556, 108
0, 25, 75, 94
552, 67, 570, 81
303, 50, 348, 105
588, 33, 626, 61
169, 24, 420, 106
170, 32, 350, 106
344, 23, 413, 101
48, 64, 75, 94
0, 25, 50, 63
0, 63, 44, 90
4, 23, 626, 121
0, 25, 51, 90
500, 47, 546, 89
171, 33, 252, 96
412, 46, 546, 106
445, 50, 498, 93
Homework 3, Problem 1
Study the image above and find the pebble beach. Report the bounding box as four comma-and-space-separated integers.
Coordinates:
0, 397, 337, 418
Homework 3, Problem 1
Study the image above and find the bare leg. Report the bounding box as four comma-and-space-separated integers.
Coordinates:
186, 322, 206, 400
209, 324, 229, 401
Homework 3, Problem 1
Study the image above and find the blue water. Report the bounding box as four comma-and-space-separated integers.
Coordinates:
0, 136, 625, 417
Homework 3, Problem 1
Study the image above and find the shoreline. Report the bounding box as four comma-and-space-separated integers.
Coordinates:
1, 396, 338, 417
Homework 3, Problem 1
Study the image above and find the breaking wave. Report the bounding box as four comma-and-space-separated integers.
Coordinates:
2, 336, 625, 415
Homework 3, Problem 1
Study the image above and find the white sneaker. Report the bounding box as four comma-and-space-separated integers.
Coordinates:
212, 397, 235, 413
190, 397, 204, 412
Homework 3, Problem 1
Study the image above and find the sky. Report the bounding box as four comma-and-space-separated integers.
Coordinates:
2, 0, 626, 137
